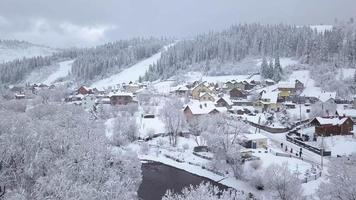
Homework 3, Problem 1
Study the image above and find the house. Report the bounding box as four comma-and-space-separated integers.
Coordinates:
259, 91, 280, 112
318, 92, 336, 104
82, 94, 96, 111
109, 92, 136, 105
264, 79, 275, 86
310, 117, 354, 136
336, 109, 356, 123
191, 82, 213, 99
171, 85, 190, 96
183, 101, 225, 120
14, 93, 25, 99
229, 106, 255, 115
241, 133, 268, 149
215, 96, 233, 109
123, 83, 141, 93
199, 92, 216, 102
243, 81, 255, 90
77, 86, 93, 95
229, 88, 247, 99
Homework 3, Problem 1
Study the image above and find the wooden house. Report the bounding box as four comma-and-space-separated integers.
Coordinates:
109, 92, 136, 105
183, 101, 226, 120
310, 117, 354, 136
199, 92, 216, 102
229, 88, 247, 99
191, 82, 213, 99
77, 86, 93, 95
215, 96, 233, 109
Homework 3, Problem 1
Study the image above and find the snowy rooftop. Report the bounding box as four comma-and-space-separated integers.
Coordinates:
336, 109, 356, 118
313, 117, 349, 125
318, 92, 336, 102
108, 92, 134, 97
184, 100, 217, 115
216, 96, 233, 106
261, 91, 279, 104
277, 82, 295, 89
242, 133, 268, 141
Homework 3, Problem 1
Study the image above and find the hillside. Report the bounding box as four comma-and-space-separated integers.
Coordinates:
0, 40, 56, 63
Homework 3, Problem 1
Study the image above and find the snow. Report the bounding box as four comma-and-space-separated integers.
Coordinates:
313, 117, 348, 125
184, 100, 217, 115
309, 135, 356, 156
185, 71, 261, 84
337, 68, 356, 80
0, 42, 56, 63
242, 133, 268, 140
137, 117, 166, 138
310, 25, 333, 33
91, 44, 173, 90
43, 60, 74, 85
261, 91, 279, 104
256, 57, 298, 69
318, 92, 336, 102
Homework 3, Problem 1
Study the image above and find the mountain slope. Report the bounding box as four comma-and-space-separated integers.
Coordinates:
91, 44, 173, 89
0, 40, 56, 63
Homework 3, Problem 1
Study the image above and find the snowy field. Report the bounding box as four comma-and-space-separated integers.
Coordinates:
91, 44, 174, 90
308, 135, 356, 157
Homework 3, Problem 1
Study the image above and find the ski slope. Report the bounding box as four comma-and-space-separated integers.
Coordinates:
43, 60, 74, 85
91, 44, 173, 90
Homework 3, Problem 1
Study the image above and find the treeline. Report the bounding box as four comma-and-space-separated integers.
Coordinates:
0, 50, 80, 84
143, 21, 356, 81
71, 38, 168, 81
0, 38, 168, 84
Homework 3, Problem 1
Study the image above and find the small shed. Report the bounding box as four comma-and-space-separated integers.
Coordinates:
241, 133, 268, 149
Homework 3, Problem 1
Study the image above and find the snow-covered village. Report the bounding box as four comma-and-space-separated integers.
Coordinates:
1, 1, 356, 200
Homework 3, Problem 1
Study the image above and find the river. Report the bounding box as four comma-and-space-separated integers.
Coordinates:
138, 161, 229, 200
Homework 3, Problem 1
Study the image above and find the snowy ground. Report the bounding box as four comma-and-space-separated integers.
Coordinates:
91, 44, 174, 90
307, 135, 356, 157
43, 60, 74, 85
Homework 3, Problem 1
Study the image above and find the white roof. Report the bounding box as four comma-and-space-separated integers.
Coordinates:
231, 106, 255, 111
108, 92, 133, 97
336, 109, 356, 118
216, 96, 233, 106
184, 100, 216, 115
261, 91, 279, 104
243, 133, 268, 141
314, 117, 349, 125
318, 92, 336, 102
278, 82, 295, 89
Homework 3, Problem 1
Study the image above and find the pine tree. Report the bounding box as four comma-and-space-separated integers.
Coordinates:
260, 57, 269, 79
354, 69, 356, 83
273, 56, 283, 82
268, 59, 274, 79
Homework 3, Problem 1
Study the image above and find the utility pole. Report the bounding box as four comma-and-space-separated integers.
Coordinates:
321, 135, 324, 170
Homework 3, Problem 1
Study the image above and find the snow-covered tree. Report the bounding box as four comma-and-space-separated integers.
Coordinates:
263, 163, 305, 200
0, 103, 142, 199
317, 154, 356, 200
160, 98, 186, 146
273, 56, 283, 82
260, 57, 269, 79
111, 112, 138, 146
202, 114, 247, 178
162, 182, 245, 200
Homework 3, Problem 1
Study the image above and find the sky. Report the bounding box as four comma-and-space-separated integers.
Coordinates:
0, 0, 355, 48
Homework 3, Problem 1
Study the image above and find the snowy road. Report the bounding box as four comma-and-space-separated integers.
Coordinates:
91, 44, 174, 90
43, 60, 74, 85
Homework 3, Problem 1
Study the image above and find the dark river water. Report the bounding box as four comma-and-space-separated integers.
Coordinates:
138, 161, 229, 200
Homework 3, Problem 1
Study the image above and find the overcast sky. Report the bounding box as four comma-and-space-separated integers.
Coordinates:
0, 0, 355, 48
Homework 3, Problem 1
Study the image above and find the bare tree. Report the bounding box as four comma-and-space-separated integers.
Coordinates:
163, 182, 245, 200
263, 163, 305, 200
317, 154, 356, 200
160, 98, 186, 146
